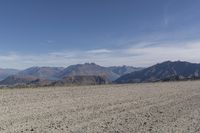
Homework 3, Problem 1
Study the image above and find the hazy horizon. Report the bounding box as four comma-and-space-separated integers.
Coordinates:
0, 0, 200, 69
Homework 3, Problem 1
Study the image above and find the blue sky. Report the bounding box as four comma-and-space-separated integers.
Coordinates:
0, 0, 200, 69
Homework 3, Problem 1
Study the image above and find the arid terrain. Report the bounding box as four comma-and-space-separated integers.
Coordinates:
1, 81, 200, 133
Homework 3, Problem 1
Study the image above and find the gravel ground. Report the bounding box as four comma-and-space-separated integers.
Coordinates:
1, 81, 200, 133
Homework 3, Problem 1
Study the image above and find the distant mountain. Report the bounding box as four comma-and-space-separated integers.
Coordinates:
0, 63, 142, 86
57, 63, 142, 81
17, 67, 64, 80
108, 66, 143, 76
0, 67, 64, 86
57, 63, 119, 81
0, 68, 19, 81
115, 61, 200, 84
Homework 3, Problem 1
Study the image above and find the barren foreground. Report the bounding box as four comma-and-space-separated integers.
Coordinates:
1, 81, 200, 133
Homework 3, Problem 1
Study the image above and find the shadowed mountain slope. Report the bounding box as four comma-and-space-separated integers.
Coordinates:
51, 75, 107, 86
0, 69, 19, 81
0, 75, 38, 85
115, 61, 200, 83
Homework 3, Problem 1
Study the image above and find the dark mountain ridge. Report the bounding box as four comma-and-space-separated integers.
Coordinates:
115, 61, 200, 83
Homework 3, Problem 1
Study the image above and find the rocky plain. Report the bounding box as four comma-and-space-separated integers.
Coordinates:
1, 81, 200, 133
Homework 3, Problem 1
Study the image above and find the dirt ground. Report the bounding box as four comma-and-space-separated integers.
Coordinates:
1, 81, 200, 133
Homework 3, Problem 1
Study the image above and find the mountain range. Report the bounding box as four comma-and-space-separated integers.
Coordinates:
1, 61, 200, 87
115, 61, 200, 83
0, 63, 141, 86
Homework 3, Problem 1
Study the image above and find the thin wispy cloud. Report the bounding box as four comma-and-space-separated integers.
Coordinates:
0, 40, 200, 69
86, 49, 112, 54
163, 1, 172, 27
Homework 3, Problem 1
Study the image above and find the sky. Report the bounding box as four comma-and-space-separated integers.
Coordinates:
0, 0, 200, 69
